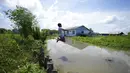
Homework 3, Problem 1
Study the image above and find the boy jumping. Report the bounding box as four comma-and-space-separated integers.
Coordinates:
57, 23, 65, 42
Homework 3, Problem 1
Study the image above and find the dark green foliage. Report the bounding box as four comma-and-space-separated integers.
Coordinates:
32, 27, 41, 40
0, 28, 13, 34
0, 28, 7, 33
40, 30, 47, 44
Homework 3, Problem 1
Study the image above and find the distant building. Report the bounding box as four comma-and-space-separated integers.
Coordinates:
64, 25, 92, 36
99, 32, 125, 36
12, 29, 19, 34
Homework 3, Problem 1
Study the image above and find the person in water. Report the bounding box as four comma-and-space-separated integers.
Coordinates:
57, 23, 65, 42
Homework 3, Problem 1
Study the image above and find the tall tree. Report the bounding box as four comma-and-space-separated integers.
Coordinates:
0, 28, 7, 33
5, 6, 38, 38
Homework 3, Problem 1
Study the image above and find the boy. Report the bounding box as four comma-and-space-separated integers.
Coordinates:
57, 23, 65, 42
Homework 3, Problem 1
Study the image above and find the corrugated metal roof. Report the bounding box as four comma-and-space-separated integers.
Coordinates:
64, 25, 90, 30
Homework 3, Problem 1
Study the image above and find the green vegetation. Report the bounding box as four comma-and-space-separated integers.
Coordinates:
41, 29, 58, 40
72, 35, 130, 51
0, 28, 12, 34
0, 34, 46, 73
0, 6, 47, 73
15, 63, 46, 73
5, 6, 38, 38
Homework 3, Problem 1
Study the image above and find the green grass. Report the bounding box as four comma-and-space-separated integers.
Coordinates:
72, 36, 130, 51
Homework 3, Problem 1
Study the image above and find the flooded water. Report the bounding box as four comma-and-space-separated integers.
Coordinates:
47, 39, 130, 73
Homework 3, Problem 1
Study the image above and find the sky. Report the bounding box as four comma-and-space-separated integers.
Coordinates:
0, 0, 130, 33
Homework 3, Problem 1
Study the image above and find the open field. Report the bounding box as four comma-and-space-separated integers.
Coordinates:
72, 35, 130, 51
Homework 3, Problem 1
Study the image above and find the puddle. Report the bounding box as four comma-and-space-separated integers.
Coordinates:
47, 39, 130, 73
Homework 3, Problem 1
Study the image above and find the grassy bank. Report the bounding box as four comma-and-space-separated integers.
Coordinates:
72, 36, 130, 51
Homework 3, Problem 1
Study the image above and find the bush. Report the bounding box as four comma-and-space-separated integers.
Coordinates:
15, 63, 46, 73
0, 34, 46, 73
0, 34, 25, 72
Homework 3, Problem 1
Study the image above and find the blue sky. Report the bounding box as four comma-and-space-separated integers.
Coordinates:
0, 0, 130, 33
74, 0, 130, 12
42, 0, 130, 12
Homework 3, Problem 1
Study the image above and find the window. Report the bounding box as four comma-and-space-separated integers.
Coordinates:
73, 30, 75, 34
67, 31, 69, 34
81, 31, 84, 34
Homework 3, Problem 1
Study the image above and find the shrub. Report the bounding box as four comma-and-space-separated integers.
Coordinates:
0, 34, 25, 72
14, 63, 46, 73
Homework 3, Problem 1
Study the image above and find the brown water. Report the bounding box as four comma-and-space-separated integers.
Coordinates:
47, 39, 130, 73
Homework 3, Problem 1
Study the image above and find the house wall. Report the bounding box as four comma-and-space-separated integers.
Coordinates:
76, 26, 90, 35
64, 26, 90, 36
65, 30, 76, 36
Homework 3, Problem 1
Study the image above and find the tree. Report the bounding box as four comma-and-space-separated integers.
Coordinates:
41, 29, 50, 36
88, 28, 94, 36
5, 6, 38, 38
0, 28, 7, 33
7, 29, 12, 34
128, 32, 130, 39
89, 28, 93, 33
50, 30, 58, 35
127, 32, 130, 35
119, 32, 124, 35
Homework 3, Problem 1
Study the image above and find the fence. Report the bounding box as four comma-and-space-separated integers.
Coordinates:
33, 47, 58, 73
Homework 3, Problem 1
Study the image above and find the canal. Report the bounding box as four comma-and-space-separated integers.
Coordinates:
47, 39, 130, 73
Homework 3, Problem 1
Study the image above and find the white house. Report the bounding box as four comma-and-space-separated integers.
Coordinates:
64, 25, 91, 36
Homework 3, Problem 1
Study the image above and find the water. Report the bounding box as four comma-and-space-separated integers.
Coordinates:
47, 39, 130, 73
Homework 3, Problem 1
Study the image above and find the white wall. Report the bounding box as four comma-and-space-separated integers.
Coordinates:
65, 30, 76, 36
84, 30, 90, 34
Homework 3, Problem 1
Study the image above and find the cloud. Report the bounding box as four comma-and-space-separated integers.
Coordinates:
0, 12, 3, 17
0, 0, 130, 34
0, 12, 12, 29
100, 15, 119, 24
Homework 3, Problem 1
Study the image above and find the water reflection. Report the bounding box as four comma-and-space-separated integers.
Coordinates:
47, 39, 130, 73
65, 37, 88, 49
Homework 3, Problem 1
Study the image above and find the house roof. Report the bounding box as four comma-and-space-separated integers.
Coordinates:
64, 25, 90, 30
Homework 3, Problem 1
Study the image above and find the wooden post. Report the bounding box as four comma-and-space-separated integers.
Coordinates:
52, 70, 58, 73
47, 67, 52, 73
44, 57, 48, 69
39, 47, 45, 60
39, 47, 45, 68
38, 48, 58, 73
47, 62, 54, 70
40, 47, 44, 54
38, 54, 44, 68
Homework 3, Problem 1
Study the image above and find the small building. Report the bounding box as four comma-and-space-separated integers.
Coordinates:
12, 29, 19, 34
99, 32, 125, 36
64, 25, 92, 36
